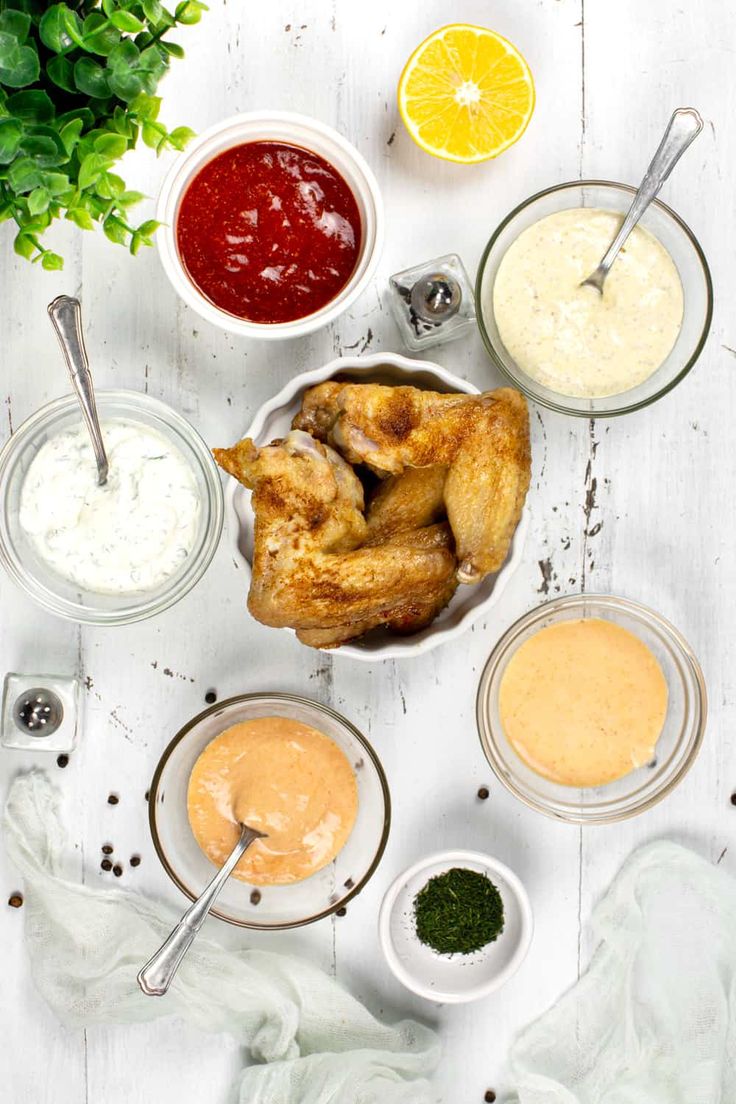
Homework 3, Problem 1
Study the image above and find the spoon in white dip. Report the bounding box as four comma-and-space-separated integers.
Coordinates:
580, 107, 703, 295
47, 295, 109, 485
137, 821, 267, 997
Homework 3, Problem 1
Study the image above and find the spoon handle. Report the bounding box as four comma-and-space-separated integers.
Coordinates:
137, 824, 264, 997
47, 295, 109, 486
595, 108, 703, 280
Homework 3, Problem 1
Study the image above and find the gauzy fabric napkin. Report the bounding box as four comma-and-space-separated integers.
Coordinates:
509, 840, 736, 1104
4, 772, 440, 1104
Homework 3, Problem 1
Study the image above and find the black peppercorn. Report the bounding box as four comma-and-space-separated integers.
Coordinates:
8, 893, 23, 908
477, 786, 490, 800
101, 859, 112, 872
250, 889, 261, 905
336, 906, 347, 917
130, 855, 141, 867
112, 864, 123, 877
484, 1092, 496, 1103
101, 844, 113, 855
731, 793, 736, 807
56, 754, 69, 768
205, 689, 217, 704
145, 790, 150, 802
107, 793, 119, 805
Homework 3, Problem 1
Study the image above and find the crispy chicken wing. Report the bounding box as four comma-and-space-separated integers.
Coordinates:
365, 464, 447, 543
294, 382, 531, 582
444, 388, 531, 582
214, 432, 456, 634
293, 381, 483, 474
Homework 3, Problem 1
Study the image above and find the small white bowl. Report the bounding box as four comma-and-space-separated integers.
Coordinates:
379, 849, 533, 1004
223, 351, 530, 660
157, 111, 384, 340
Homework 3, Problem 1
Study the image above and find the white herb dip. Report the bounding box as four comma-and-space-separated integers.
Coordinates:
492, 208, 684, 398
19, 421, 200, 595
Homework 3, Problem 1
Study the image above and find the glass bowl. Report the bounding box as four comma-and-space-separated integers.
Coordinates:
148, 693, 391, 928
476, 594, 707, 824
476, 181, 713, 417
0, 390, 223, 625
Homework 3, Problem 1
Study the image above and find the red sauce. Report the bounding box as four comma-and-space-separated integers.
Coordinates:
175, 141, 363, 324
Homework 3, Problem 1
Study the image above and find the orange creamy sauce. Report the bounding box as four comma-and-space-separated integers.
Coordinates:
499, 618, 668, 787
186, 716, 358, 885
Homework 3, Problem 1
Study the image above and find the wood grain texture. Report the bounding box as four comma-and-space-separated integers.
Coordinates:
0, 1, 732, 1101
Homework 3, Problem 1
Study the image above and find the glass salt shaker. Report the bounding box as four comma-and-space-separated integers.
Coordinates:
388, 253, 476, 352
1, 673, 80, 752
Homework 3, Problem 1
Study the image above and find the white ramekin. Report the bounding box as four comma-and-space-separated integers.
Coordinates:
156, 111, 384, 340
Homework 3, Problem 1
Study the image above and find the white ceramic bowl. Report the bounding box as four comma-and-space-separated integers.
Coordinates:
157, 111, 384, 339
379, 849, 533, 1004
224, 351, 530, 660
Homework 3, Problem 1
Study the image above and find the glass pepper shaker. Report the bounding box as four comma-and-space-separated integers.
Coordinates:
388, 253, 476, 352
1, 672, 80, 752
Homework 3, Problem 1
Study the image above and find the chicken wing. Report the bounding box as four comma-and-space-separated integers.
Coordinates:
296, 524, 457, 648
213, 432, 456, 633
365, 464, 447, 543
444, 388, 531, 582
293, 381, 483, 474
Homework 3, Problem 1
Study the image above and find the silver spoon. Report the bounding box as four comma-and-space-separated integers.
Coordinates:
581, 107, 703, 294
137, 822, 266, 997
47, 295, 109, 485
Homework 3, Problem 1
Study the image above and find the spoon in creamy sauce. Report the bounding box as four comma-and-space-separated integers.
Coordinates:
580, 107, 702, 295
48, 295, 109, 485
137, 821, 267, 996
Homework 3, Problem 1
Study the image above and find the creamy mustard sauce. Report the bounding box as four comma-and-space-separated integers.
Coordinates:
493, 208, 684, 398
187, 717, 358, 885
19, 421, 199, 594
499, 618, 668, 787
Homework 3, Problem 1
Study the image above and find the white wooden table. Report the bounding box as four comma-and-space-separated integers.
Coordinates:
1, 2, 733, 1100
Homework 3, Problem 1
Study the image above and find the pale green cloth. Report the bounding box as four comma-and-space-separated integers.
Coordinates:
510, 840, 736, 1104
4, 771, 439, 1103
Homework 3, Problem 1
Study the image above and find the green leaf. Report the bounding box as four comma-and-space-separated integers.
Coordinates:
6, 90, 55, 124
107, 37, 139, 71
0, 10, 31, 43
103, 214, 128, 244
141, 0, 164, 23
137, 218, 159, 237
168, 125, 194, 150
41, 250, 64, 271
93, 132, 128, 158
39, 4, 73, 52
0, 34, 40, 87
109, 9, 146, 32
41, 171, 73, 196
27, 186, 50, 215
46, 54, 76, 93
59, 117, 84, 154
20, 127, 68, 167
82, 18, 121, 56
61, 8, 86, 49
74, 57, 111, 98
0, 117, 22, 164
7, 156, 44, 192
108, 67, 144, 102
159, 40, 184, 59
96, 170, 124, 197
175, 0, 207, 25
130, 92, 160, 120
117, 188, 144, 207
57, 107, 96, 131
102, 0, 116, 17
14, 231, 36, 259
141, 118, 166, 149
66, 206, 95, 230
77, 151, 110, 189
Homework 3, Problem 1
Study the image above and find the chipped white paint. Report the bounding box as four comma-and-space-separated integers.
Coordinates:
0, 2, 733, 1101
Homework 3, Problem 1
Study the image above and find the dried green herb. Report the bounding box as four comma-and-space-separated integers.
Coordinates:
0, 0, 206, 268
414, 867, 504, 956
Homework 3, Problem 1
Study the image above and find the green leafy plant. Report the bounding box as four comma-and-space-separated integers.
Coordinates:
0, 0, 206, 269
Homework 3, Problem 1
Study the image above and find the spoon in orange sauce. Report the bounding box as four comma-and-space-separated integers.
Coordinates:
137, 820, 267, 997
